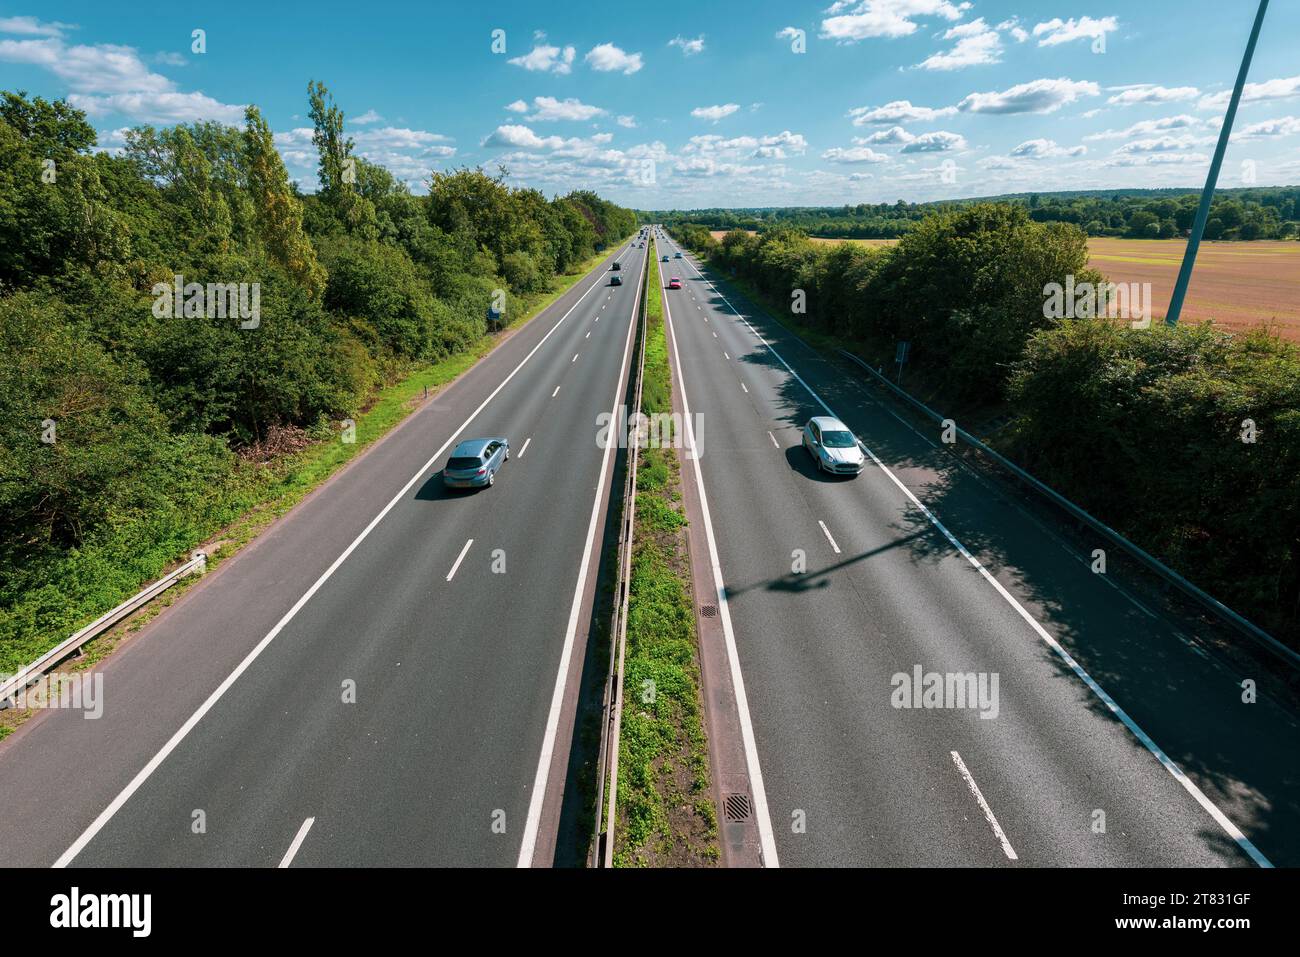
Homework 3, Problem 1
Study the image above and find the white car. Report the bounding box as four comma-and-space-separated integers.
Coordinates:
802, 416, 865, 476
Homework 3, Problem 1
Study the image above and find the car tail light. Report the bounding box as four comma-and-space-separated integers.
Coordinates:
476, 468, 486, 475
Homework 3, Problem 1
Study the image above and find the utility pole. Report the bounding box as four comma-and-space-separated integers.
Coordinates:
1165, 0, 1269, 327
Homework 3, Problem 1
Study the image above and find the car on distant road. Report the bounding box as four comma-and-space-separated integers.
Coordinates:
674, 251, 682, 258
668, 276, 682, 289
612, 260, 621, 270
662, 255, 669, 261
443, 437, 509, 489
610, 273, 623, 285
801, 417, 864, 476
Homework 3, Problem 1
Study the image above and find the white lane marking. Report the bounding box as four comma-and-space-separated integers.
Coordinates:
572, 353, 579, 363
518, 437, 532, 459
660, 271, 779, 867
768, 431, 779, 448
712, 332, 717, 338
951, 752, 1018, 861
446, 538, 474, 581
723, 351, 730, 360
585, 331, 591, 339
278, 817, 316, 868
741, 382, 749, 394
676, 252, 1274, 869
52, 242, 618, 870
518, 241, 647, 867
818, 520, 841, 555
552, 386, 561, 398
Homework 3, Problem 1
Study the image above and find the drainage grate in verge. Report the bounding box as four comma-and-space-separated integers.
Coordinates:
723, 792, 752, 823
700, 604, 718, 618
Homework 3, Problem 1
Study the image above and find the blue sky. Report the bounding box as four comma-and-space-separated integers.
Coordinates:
2, 1, 1299, 208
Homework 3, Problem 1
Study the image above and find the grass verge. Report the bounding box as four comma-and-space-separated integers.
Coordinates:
613, 238, 719, 866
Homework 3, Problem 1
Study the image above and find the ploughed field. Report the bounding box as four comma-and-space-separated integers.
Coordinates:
705, 231, 1300, 339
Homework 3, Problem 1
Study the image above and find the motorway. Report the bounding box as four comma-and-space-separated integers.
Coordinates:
653, 228, 1300, 868
0, 238, 647, 867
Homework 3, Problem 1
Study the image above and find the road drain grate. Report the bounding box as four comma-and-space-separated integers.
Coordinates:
700, 604, 718, 618
723, 793, 752, 823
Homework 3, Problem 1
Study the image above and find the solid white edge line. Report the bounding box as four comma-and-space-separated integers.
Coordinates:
51, 241, 630, 869
950, 752, 1018, 861
278, 816, 316, 868
446, 538, 474, 581
677, 246, 1274, 869
768, 431, 779, 448
516, 241, 646, 867
518, 437, 532, 459
660, 261, 780, 867
817, 520, 841, 555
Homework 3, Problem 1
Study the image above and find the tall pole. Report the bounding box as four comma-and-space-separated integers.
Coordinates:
1165, 0, 1269, 327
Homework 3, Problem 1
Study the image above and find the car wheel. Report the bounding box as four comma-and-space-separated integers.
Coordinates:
504, 448, 509, 461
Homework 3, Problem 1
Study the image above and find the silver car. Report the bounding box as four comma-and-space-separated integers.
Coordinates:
802, 416, 865, 476
443, 437, 509, 489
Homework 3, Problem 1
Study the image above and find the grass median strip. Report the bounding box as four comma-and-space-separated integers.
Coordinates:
613, 239, 719, 866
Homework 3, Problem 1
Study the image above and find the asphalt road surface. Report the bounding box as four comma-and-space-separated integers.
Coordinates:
653, 227, 1299, 868
0, 238, 647, 867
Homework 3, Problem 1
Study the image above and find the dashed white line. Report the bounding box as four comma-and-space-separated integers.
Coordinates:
768, 430, 779, 448
951, 751, 1018, 861
572, 353, 579, 363
278, 817, 315, 868
741, 382, 749, 394
446, 538, 474, 581
817, 520, 841, 554
518, 437, 532, 459
723, 351, 730, 360
552, 386, 561, 397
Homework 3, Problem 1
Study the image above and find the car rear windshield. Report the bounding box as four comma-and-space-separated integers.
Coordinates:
822, 430, 856, 448
447, 456, 481, 470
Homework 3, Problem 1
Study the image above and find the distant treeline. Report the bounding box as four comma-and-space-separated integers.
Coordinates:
672, 212, 1300, 650
0, 85, 635, 668
648, 187, 1300, 241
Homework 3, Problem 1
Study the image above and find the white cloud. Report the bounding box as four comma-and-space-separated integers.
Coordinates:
1009, 138, 1086, 158
0, 16, 75, 37
684, 131, 808, 159
1032, 16, 1118, 47
900, 130, 967, 152
70, 91, 245, 124
691, 103, 740, 122
1107, 84, 1199, 106
997, 18, 1029, 42
1114, 134, 1203, 154
617, 115, 638, 128
1084, 114, 1202, 141
917, 17, 1002, 70
585, 43, 643, 74
821, 1, 972, 42
352, 127, 453, 151
1106, 152, 1208, 168
528, 96, 606, 122
849, 99, 958, 124
861, 125, 915, 144
1233, 116, 1300, 140
668, 34, 705, 56
822, 145, 890, 164
1199, 74, 1300, 111
958, 77, 1100, 114
776, 26, 803, 41
505, 100, 529, 114
353, 109, 383, 125
507, 43, 576, 74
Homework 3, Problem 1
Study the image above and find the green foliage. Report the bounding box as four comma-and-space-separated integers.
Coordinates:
0, 86, 634, 669
1008, 322, 1300, 639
